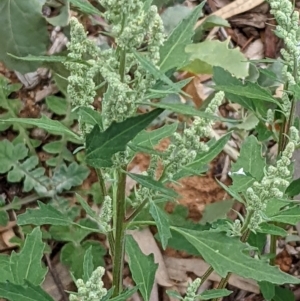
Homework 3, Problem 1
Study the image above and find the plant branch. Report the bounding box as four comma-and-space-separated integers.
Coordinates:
112, 166, 127, 297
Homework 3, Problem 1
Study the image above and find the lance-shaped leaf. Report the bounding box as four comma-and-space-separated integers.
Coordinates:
126, 235, 158, 301
86, 109, 163, 168
0, 228, 47, 286
172, 227, 300, 284
69, 0, 102, 16
149, 201, 172, 250
159, 3, 204, 72
0, 0, 48, 73
269, 206, 300, 225
0, 281, 55, 301
18, 202, 72, 226
127, 173, 177, 198
1, 116, 81, 142
199, 289, 232, 300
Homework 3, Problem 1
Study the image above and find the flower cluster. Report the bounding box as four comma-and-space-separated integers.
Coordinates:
98, 195, 112, 232
268, 0, 300, 83
183, 278, 201, 301
65, 0, 165, 134
64, 17, 100, 136
69, 267, 107, 301
163, 92, 224, 180
244, 126, 298, 231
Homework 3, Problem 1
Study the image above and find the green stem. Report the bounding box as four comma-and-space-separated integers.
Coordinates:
112, 167, 127, 297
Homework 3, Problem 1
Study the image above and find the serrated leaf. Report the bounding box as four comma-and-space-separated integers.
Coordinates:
133, 51, 183, 95
269, 206, 300, 225
49, 218, 98, 243
285, 177, 300, 197
1, 116, 81, 142
0, 0, 48, 73
132, 123, 177, 149
0, 140, 48, 194
149, 202, 172, 250
231, 135, 265, 181
259, 281, 275, 301
17, 201, 72, 226
173, 132, 231, 180
9, 228, 47, 285
126, 235, 158, 301
51, 162, 90, 193
83, 247, 94, 282
86, 109, 163, 168
183, 40, 248, 78
200, 200, 235, 225
69, 0, 102, 15
61, 240, 106, 279
171, 227, 300, 284
78, 107, 103, 130
199, 289, 232, 300
0, 281, 55, 301
258, 223, 287, 236
213, 67, 276, 117
127, 173, 177, 198
159, 3, 204, 72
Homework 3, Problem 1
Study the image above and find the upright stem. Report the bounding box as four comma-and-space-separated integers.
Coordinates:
112, 167, 127, 297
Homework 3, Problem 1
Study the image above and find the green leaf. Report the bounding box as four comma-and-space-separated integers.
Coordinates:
133, 51, 183, 94
9, 228, 47, 285
51, 162, 90, 193
85, 109, 163, 168
76, 193, 98, 220
231, 135, 265, 182
149, 102, 217, 120
149, 202, 172, 250
269, 206, 300, 225
199, 289, 232, 300
171, 227, 300, 284
259, 281, 275, 301
69, 0, 102, 15
83, 247, 94, 282
183, 40, 248, 78
78, 107, 103, 130
159, 3, 204, 72
132, 123, 177, 149
61, 240, 106, 279
0, 0, 48, 73
273, 286, 295, 301
200, 200, 235, 225
0, 281, 55, 301
213, 67, 276, 117
45, 0, 70, 26
126, 235, 158, 301
17, 201, 72, 226
285, 177, 300, 197
45, 96, 70, 116
109, 288, 139, 301
160, 5, 192, 35
1, 116, 81, 142
258, 223, 287, 236
173, 133, 231, 180
0, 140, 48, 194
127, 173, 177, 198
49, 218, 98, 243
0, 211, 8, 226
